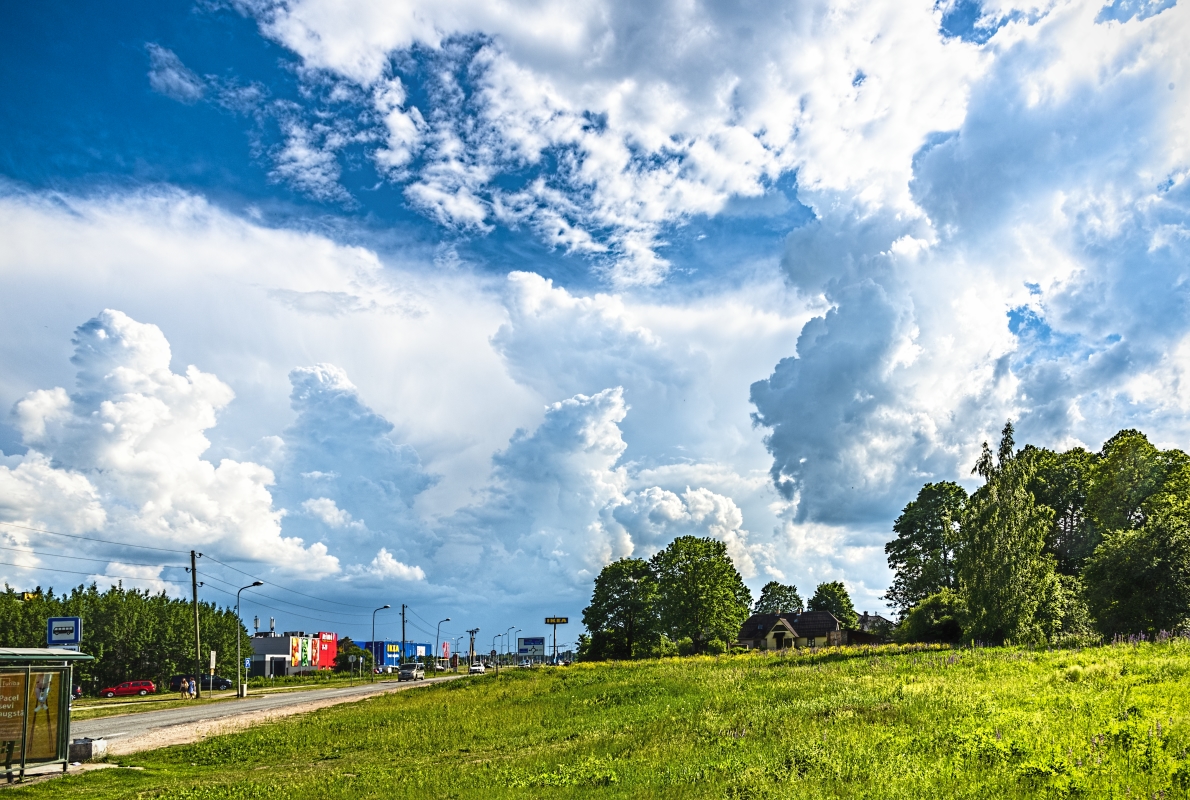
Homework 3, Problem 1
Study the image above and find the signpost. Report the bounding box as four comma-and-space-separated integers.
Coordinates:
209, 650, 216, 677
517, 637, 545, 658
45, 618, 81, 650
544, 617, 568, 663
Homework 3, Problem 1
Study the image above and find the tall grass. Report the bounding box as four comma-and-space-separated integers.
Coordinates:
17, 641, 1190, 798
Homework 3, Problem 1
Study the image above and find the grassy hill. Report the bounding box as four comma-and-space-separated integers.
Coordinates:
21, 641, 1190, 798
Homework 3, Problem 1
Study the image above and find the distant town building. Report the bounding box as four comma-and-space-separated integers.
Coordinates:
359, 641, 434, 670
249, 631, 337, 677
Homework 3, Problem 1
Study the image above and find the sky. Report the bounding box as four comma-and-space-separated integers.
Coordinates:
0, 0, 1187, 653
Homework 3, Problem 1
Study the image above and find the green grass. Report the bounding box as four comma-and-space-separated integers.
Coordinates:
18, 642, 1190, 798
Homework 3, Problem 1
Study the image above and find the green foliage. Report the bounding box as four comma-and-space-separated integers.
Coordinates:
1023, 445, 1099, 574
650, 536, 752, 654
884, 481, 966, 615
959, 423, 1056, 645
894, 588, 966, 643
753, 580, 803, 614
33, 640, 1190, 799
808, 581, 858, 629
581, 558, 659, 660
1086, 429, 1182, 534
1084, 511, 1190, 635
0, 582, 247, 691
334, 637, 374, 672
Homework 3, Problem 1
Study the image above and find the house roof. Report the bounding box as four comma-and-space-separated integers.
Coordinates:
785, 611, 842, 637
736, 613, 798, 642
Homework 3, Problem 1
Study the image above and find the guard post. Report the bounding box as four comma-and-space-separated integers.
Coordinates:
0, 647, 93, 783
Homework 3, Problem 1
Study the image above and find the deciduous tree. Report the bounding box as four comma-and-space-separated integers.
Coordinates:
753, 581, 802, 615
651, 536, 751, 653
581, 558, 658, 660
884, 481, 966, 615
807, 581, 858, 629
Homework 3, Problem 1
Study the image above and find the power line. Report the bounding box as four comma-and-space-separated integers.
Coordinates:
0, 559, 187, 585
0, 520, 190, 554
202, 554, 380, 610
0, 544, 186, 570
198, 571, 377, 619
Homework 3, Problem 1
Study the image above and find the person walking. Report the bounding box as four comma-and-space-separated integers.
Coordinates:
187, 677, 196, 700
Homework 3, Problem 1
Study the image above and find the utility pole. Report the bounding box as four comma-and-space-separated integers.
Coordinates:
401, 604, 407, 665
190, 551, 202, 699
467, 628, 479, 668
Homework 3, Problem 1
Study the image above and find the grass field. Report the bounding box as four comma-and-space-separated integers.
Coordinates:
16, 641, 1190, 798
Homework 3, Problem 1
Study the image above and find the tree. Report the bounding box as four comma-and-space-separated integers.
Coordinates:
581, 558, 658, 660
1086, 430, 1184, 534
1023, 445, 1099, 575
753, 581, 803, 615
334, 637, 374, 672
884, 481, 967, 615
1083, 510, 1190, 636
807, 581, 858, 629
651, 536, 752, 654
958, 422, 1056, 644
893, 589, 965, 644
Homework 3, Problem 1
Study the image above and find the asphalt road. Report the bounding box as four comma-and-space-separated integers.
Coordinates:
71, 676, 461, 741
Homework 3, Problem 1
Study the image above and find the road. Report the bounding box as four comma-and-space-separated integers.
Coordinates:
71, 676, 461, 742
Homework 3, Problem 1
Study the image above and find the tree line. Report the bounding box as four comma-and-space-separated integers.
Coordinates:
0, 582, 249, 691
887, 424, 1190, 644
580, 536, 865, 659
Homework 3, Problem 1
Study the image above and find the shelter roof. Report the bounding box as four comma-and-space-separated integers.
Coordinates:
0, 647, 94, 663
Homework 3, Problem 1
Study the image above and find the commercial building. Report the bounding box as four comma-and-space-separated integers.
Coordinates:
358, 641, 433, 670
249, 631, 338, 677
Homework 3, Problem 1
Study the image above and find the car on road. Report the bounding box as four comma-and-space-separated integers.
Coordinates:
468, 663, 485, 675
519, 659, 531, 668
99, 680, 156, 698
168, 675, 235, 692
397, 663, 425, 681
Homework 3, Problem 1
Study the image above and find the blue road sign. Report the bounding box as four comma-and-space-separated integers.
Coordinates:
244, 658, 251, 669
48, 616, 82, 646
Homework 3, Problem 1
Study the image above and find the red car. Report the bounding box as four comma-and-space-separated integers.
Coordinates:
99, 680, 157, 698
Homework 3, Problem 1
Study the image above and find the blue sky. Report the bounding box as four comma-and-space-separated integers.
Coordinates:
1, 0, 1188, 649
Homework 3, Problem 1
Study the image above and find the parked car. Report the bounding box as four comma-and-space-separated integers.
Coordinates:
99, 680, 156, 698
168, 675, 235, 692
397, 663, 425, 681
468, 662, 486, 675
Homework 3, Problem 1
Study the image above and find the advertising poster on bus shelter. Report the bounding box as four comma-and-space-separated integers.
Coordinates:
0, 672, 63, 763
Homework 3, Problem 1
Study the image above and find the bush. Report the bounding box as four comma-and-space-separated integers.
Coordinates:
705, 638, 727, 655
676, 636, 695, 656
653, 634, 678, 658
894, 589, 966, 644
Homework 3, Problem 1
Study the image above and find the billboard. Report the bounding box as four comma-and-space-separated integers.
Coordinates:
518, 637, 545, 656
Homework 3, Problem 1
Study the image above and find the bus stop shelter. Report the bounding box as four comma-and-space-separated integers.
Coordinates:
0, 648, 93, 783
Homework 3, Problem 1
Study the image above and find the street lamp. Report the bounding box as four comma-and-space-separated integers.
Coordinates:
513, 628, 521, 663
491, 634, 499, 664
372, 604, 391, 680
236, 581, 263, 697
435, 618, 451, 671
504, 626, 515, 665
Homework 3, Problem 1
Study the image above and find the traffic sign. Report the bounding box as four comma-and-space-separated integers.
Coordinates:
244, 658, 251, 670
47, 616, 81, 646
544, 617, 568, 625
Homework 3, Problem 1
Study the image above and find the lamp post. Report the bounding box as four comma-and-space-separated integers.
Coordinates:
491, 634, 499, 665
504, 626, 515, 666
435, 618, 451, 671
236, 581, 263, 698
452, 636, 463, 672
372, 604, 391, 681
513, 628, 521, 664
